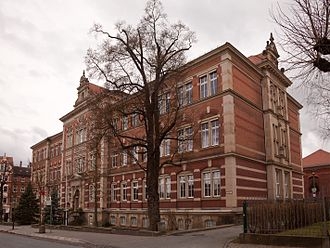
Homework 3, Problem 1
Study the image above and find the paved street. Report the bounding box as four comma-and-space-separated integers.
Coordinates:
0, 224, 306, 248
0, 232, 81, 248
0, 224, 241, 248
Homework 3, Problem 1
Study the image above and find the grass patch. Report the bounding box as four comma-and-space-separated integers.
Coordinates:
278, 221, 330, 237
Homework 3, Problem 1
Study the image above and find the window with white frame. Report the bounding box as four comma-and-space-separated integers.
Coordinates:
203, 170, 220, 197
89, 153, 96, 170
178, 174, 194, 198
200, 71, 218, 99
76, 128, 85, 144
275, 169, 282, 198
111, 183, 118, 202
132, 181, 138, 201
66, 130, 73, 148
143, 180, 148, 201
160, 139, 170, 157
122, 116, 128, 130
131, 147, 138, 164
121, 182, 128, 201
159, 176, 171, 199
159, 92, 171, 114
122, 151, 127, 166
178, 126, 193, 153
178, 82, 193, 106
201, 119, 219, 148
209, 71, 218, 96
89, 184, 95, 202
111, 153, 118, 168
131, 113, 139, 127
76, 157, 85, 173
284, 171, 290, 199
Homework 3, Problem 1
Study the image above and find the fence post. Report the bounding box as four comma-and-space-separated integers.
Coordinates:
322, 197, 329, 248
243, 200, 248, 233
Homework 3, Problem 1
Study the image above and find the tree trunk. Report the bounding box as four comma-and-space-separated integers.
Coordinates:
147, 157, 160, 231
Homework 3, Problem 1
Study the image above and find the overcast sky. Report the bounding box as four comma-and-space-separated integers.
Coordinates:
0, 0, 327, 165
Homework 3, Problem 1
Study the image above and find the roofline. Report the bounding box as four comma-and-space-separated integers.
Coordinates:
184, 42, 264, 78
30, 131, 63, 149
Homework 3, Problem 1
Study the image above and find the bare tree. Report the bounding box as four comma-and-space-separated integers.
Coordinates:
85, 0, 195, 231
272, 0, 330, 136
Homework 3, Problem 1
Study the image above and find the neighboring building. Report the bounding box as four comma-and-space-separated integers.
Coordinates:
302, 149, 330, 198
0, 155, 31, 222
30, 132, 62, 207
0, 155, 14, 222
31, 35, 304, 230
11, 163, 31, 220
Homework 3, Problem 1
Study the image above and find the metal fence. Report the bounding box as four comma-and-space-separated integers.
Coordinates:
243, 198, 330, 237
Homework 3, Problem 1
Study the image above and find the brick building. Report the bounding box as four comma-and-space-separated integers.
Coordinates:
302, 149, 330, 198
0, 155, 31, 222
31, 35, 304, 230
30, 132, 62, 208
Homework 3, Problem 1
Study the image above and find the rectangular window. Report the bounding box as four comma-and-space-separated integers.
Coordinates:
201, 119, 219, 148
179, 176, 186, 198
210, 71, 218, 96
160, 139, 170, 157
203, 170, 220, 197
284, 172, 290, 199
122, 116, 128, 130
121, 182, 127, 201
131, 113, 139, 127
132, 147, 138, 164
275, 169, 282, 198
200, 75, 208, 99
76, 157, 85, 173
132, 181, 138, 201
213, 171, 220, 196
188, 175, 194, 198
178, 174, 194, 199
122, 151, 127, 166
211, 120, 219, 146
200, 71, 218, 99
201, 123, 209, 148
178, 126, 193, 152
90, 153, 96, 170
66, 131, 73, 148
203, 172, 211, 197
159, 92, 171, 114
159, 176, 171, 199
178, 82, 193, 106
143, 180, 148, 201
111, 154, 118, 168
89, 185, 95, 202
111, 183, 118, 202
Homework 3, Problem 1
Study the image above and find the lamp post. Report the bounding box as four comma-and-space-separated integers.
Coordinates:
312, 171, 317, 199
0, 155, 9, 223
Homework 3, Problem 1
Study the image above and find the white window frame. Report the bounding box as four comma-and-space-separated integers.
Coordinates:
159, 176, 171, 199
200, 71, 218, 99
202, 169, 221, 198
201, 119, 219, 148
121, 182, 128, 201
132, 181, 139, 201
178, 126, 193, 153
178, 174, 194, 199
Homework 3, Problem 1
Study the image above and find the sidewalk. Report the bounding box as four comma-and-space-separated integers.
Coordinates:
0, 224, 87, 245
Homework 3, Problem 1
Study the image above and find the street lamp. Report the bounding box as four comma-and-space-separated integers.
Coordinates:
311, 171, 317, 199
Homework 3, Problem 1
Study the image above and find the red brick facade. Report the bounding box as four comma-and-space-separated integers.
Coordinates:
31, 35, 303, 230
